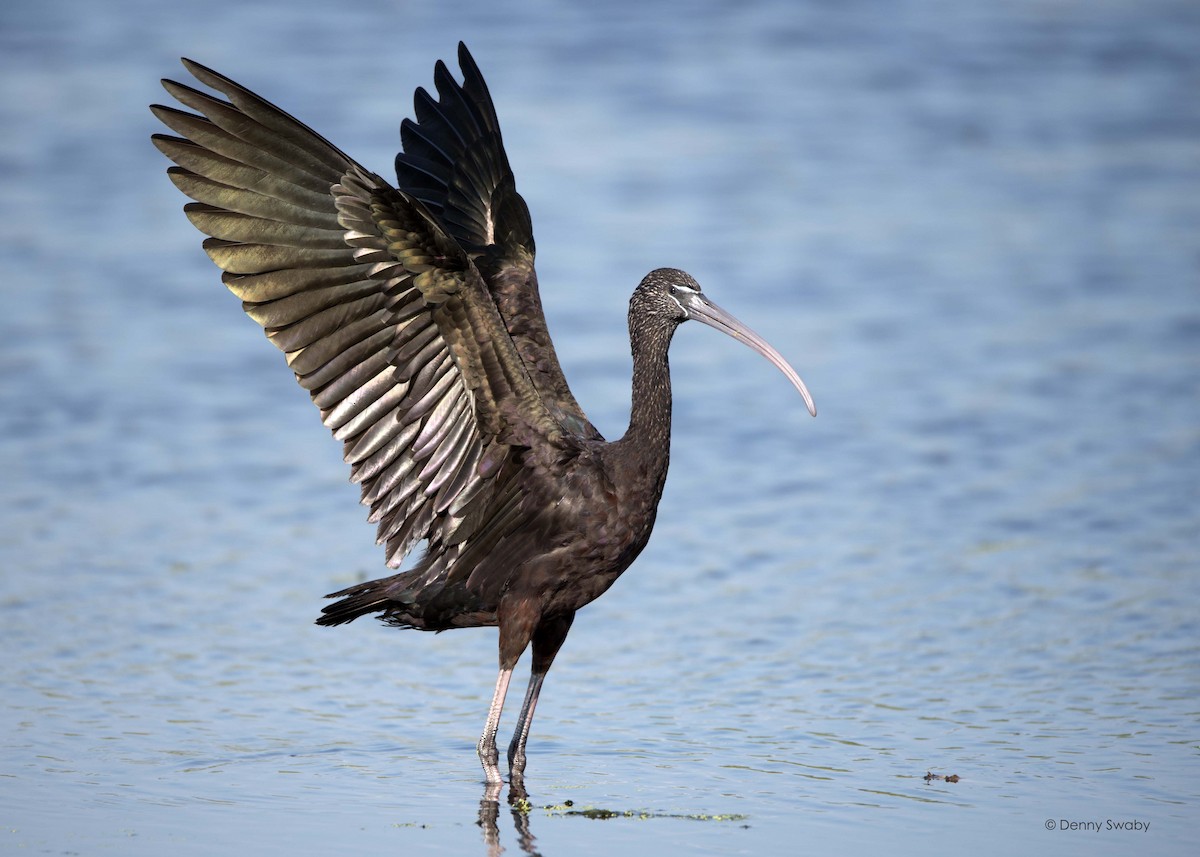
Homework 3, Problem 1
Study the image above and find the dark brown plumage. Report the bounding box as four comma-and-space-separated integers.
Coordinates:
151, 43, 815, 785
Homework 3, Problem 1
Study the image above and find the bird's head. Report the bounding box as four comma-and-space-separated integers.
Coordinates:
631, 268, 817, 417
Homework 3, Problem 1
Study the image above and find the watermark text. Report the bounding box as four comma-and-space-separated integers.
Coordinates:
1046, 819, 1150, 832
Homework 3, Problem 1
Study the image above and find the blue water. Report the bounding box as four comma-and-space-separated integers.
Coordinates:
1, 0, 1197, 854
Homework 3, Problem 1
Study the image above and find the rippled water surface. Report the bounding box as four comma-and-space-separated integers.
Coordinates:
2, 0, 1197, 854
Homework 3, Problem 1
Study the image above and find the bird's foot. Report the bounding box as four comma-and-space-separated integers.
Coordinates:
478, 738, 503, 785
507, 736, 528, 776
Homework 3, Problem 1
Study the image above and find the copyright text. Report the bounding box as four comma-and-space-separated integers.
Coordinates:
1046, 819, 1149, 832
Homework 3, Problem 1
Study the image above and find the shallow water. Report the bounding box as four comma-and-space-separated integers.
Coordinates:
2, 0, 1198, 854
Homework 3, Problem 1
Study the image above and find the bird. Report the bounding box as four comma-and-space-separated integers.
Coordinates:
151, 42, 815, 785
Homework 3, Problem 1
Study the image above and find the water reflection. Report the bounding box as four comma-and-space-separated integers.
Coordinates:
474, 776, 756, 855
479, 781, 540, 857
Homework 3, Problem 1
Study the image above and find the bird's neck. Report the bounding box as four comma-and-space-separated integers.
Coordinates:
614, 320, 675, 488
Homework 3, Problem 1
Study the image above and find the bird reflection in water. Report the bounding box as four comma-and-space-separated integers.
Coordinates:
479, 780, 540, 857
152, 43, 814, 787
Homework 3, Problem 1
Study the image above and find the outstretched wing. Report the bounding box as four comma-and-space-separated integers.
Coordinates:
395, 43, 600, 441
151, 55, 570, 570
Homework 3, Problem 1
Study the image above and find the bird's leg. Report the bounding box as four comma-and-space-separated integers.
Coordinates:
480, 598, 538, 784
506, 671, 546, 779
507, 612, 574, 778
477, 666, 513, 784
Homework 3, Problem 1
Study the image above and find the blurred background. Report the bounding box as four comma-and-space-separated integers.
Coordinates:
1, 0, 1197, 854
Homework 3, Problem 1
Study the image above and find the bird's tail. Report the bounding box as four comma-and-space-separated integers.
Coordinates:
317, 563, 498, 631
316, 573, 411, 627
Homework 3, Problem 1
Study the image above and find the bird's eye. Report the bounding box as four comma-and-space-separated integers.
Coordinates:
668, 286, 677, 296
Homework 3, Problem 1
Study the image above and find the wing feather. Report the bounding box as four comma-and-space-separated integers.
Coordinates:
394, 44, 600, 441
153, 60, 496, 570
153, 49, 591, 586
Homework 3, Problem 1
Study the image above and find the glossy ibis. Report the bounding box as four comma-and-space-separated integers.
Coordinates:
151, 43, 816, 784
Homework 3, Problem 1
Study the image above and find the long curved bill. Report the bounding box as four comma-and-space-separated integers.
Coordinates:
686, 293, 817, 417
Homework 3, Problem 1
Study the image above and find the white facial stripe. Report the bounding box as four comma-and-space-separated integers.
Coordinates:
669, 283, 699, 313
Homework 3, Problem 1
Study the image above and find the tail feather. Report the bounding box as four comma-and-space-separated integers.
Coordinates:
316, 574, 409, 627
316, 567, 498, 631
